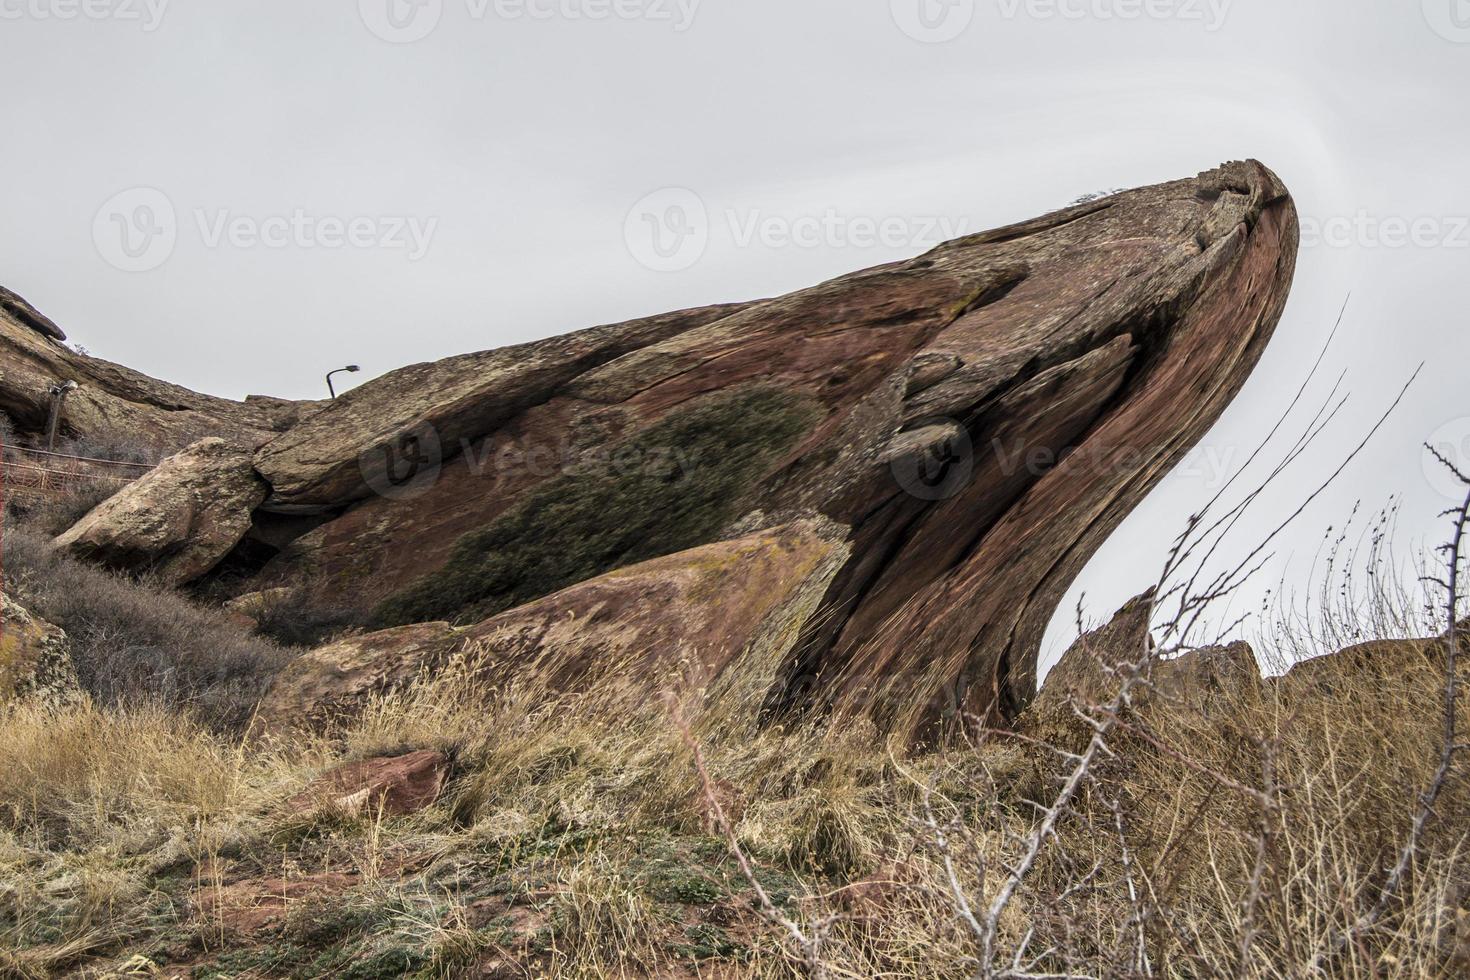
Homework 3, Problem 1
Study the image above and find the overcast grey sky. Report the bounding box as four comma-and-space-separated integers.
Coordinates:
2, 0, 1467, 668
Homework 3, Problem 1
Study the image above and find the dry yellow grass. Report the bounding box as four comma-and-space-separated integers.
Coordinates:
0, 624, 1465, 978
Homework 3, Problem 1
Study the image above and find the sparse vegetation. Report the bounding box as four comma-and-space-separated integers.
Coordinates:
2, 351, 1466, 975
1, 540, 1467, 978
245, 585, 367, 649
374, 386, 823, 627
1, 520, 292, 731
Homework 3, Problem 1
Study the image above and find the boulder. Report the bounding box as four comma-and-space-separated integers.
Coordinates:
287, 749, 450, 819
54, 437, 270, 587
1277, 628, 1468, 710
0, 592, 83, 710
233, 161, 1296, 737
254, 519, 848, 731
222, 587, 295, 618
253, 621, 464, 733
1021, 591, 1262, 744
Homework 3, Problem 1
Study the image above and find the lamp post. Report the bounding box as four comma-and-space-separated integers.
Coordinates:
45, 380, 78, 451
325, 365, 361, 399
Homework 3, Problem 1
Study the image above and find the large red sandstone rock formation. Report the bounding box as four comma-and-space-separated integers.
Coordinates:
15, 161, 1299, 737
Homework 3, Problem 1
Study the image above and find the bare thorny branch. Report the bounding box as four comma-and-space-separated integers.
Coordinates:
930, 311, 1442, 977
1331, 451, 1470, 954
677, 721, 836, 979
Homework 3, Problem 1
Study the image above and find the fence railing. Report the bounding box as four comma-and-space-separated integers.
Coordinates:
0, 444, 154, 500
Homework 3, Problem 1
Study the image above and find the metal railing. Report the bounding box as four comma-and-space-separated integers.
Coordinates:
0, 444, 153, 499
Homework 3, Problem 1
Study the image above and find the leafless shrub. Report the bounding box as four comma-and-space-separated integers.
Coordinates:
13, 479, 121, 536
1, 523, 293, 730
247, 584, 366, 649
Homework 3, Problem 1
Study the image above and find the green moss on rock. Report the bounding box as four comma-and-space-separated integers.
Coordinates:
373, 386, 821, 627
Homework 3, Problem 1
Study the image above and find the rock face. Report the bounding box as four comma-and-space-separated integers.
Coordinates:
0, 286, 310, 451
1028, 591, 1261, 721
0, 592, 82, 710
1279, 632, 1463, 696
25, 161, 1299, 739
240, 160, 1297, 738
287, 750, 450, 819
254, 303, 753, 511
255, 520, 848, 731
253, 622, 463, 733
54, 438, 270, 587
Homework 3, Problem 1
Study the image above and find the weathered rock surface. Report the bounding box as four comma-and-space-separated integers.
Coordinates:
1017, 592, 1262, 764
0, 287, 311, 450
54, 438, 270, 587
234, 160, 1295, 738
287, 750, 450, 819
1279, 630, 1466, 696
19, 162, 1298, 738
253, 621, 463, 733
255, 520, 848, 730
1027, 591, 1261, 721
0, 592, 82, 710
253, 302, 754, 511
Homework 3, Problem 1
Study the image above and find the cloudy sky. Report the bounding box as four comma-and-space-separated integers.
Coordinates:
2, 0, 1467, 668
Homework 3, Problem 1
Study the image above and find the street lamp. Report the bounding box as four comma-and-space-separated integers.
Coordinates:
45, 380, 78, 450
325, 365, 361, 399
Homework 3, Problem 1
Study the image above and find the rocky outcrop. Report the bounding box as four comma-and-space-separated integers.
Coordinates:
234, 160, 1295, 738
0, 286, 312, 450
1017, 592, 1262, 761
1027, 591, 1261, 721
54, 438, 270, 587
18, 162, 1298, 739
287, 750, 450, 819
253, 302, 753, 510
1279, 630, 1466, 696
0, 592, 82, 710
253, 622, 463, 733
0, 284, 67, 342
255, 520, 848, 731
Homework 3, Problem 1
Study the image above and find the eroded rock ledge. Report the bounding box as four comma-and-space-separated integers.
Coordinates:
31, 160, 1299, 739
